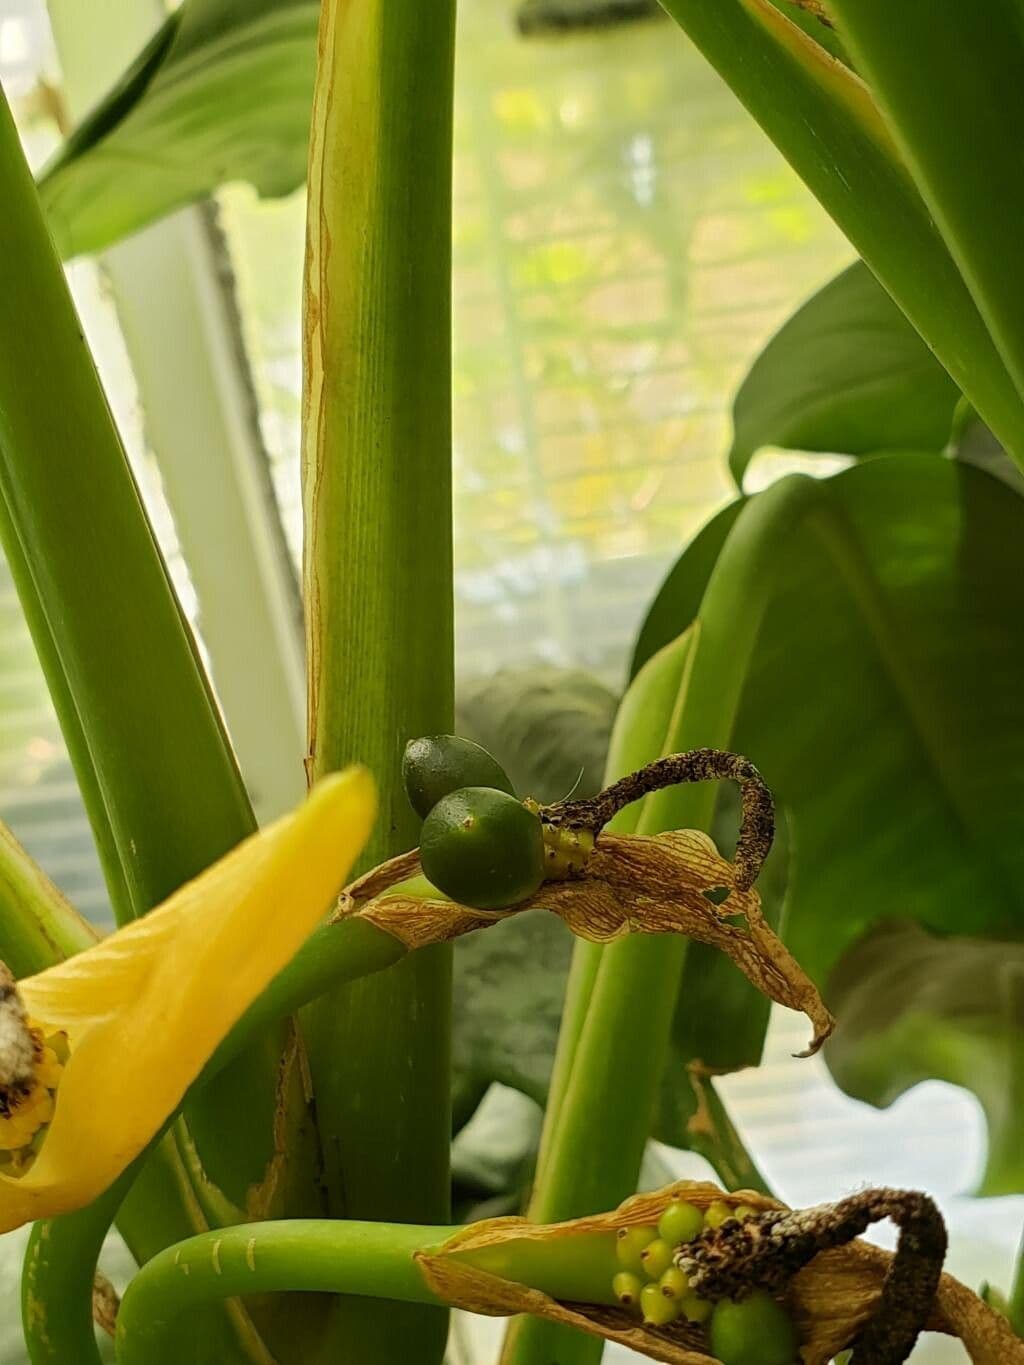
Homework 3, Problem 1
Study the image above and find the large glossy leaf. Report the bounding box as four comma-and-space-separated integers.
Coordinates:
828, 0, 1024, 417
38, 0, 317, 259
635, 455, 1024, 991
826, 921, 1024, 1194
730, 261, 961, 486
657, 0, 1024, 469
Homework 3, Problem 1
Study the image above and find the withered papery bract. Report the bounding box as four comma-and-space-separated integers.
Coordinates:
339, 829, 833, 1054
415, 1181, 1024, 1365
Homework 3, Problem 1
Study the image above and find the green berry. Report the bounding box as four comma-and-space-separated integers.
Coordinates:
402, 735, 515, 819
658, 1199, 705, 1246
733, 1203, 759, 1221
709, 1291, 799, 1365
658, 1267, 690, 1301
612, 1272, 644, 1309
704, 1199, 734, 1229
419, 787, 545, 910
616, 1225, 657, 1274
639, 1238, 675, 1280
640, 1282, 680, 1326
681, 1293, 713, 1324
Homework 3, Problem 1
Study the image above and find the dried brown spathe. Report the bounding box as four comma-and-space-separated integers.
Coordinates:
415, 1181, 1024, 1365
338, 828, 833, 1054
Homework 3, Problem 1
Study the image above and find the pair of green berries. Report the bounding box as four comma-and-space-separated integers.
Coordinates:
611, 1200, 798, 1365
403, 735, 548, 910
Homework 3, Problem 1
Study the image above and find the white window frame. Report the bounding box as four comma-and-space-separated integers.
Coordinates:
44, 0, 307, 824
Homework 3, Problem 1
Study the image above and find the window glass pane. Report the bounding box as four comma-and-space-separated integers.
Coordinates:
220, 0, 851, 689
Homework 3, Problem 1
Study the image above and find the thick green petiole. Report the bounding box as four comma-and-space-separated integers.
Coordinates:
506, 477, 822, 1365
113, 1223, 626, 1364
0, 822, 98, 977
300, 0, 457, 1358
204, 917, 406, 1082
454, 1233, 619, 1307
115, 1222, 450, 1365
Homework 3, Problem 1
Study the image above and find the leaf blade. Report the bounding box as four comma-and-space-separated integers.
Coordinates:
729, 260, 961, 485
658, 0, 1024, 468
826, 921, 1024, 1195
39, 2, 317, 259
636, 455, 1024, 988
827, 0, 1024, 416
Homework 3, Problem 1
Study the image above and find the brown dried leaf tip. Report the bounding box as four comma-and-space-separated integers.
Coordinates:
415, 1181, 1024, 1365
340, 833, 832, 1055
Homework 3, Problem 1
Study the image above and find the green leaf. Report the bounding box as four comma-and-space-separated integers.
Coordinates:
39, 0, 317, 259
825, 921, 1024, 1195
635, 455, 1024, 993
451, 1085, 542, 1223
456, 667, 619, 804
827, 0, 1024, 418
656, 0, 1024, 469
452, 910, 573, 1108
630, 499, 745, 679
770, 1, 850, 66
729, 260, 961, 486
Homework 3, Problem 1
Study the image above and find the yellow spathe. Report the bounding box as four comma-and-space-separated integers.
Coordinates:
0, 766, 375, 1232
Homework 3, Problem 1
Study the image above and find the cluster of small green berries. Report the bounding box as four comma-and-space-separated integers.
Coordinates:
528, 801, 595, 879
612, 1200, 716, 1327
611, 1200, 797, 1365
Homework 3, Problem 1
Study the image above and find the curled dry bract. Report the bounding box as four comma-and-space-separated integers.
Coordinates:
416, 1181, 1024, 1365
339, 829, 833, 1054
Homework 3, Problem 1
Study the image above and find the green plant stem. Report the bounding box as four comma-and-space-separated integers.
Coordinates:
532, 940, 603, 1189
114, 1221, 624, 1365
534, 628, 698, 1190
207, 918, 407, 1082
115, 1221, 450, 1365
0, 489, 132, 922
505, 477, 821, 1365
684, 1074, 772, 1197
508, 634, 696, 1363
826, 0, 1024, 418
655, 0, 1024, 470
300, 2, 456, 1361
23, 1166, 138, 1365
0, 821, 98, 976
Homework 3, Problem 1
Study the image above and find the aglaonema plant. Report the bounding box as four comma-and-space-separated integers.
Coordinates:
1, 0, 1024, 1363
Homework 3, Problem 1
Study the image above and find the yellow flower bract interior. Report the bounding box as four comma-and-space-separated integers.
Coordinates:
0, 767, 376, 1232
